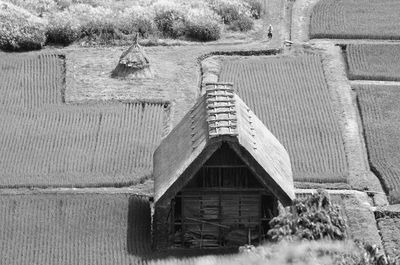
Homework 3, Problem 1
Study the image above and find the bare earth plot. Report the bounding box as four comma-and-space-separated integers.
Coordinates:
0, 193, 150, 265
219, 55, 348, 184
355, 84, 400, 203
346, 44, 400, 81
310, 0, 400, 39
0, 53, 166, 188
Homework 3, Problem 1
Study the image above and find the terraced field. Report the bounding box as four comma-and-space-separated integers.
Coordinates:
0, 53, 166, 188
310, 0, 400, 39
0, 193, 150, 265
219, 55, 348, 184
355, 85, 400, 203
346, 44, 400, 81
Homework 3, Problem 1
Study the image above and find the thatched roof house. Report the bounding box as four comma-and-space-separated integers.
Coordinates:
153, 82, 295, 249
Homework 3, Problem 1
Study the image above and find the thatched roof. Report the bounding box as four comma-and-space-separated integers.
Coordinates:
153, 83, 295, 206
119, 34, 149, 69
111, 34, 151, 78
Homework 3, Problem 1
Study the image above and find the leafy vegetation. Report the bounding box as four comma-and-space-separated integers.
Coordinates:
0, 1, 47, 51
185, 8, 222, 41
0, 0, 262, 49
268, 190, 346, 241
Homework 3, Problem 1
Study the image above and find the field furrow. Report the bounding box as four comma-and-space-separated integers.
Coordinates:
219, 55, 348, 183
310, 0, 400, 40
0, 193, 150, 265
347, 44, 400, 81
0, 54, 167, 188
355, 84, 400, 203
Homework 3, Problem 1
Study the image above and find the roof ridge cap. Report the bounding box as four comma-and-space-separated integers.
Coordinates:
204, 83, 238, 138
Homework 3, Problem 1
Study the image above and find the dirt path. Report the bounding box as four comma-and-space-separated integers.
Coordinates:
291, 0, 319, 43
350, 80, 400, 86
311, 39, 400, 45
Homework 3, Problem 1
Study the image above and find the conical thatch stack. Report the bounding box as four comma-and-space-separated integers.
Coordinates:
111, 34, 152, 79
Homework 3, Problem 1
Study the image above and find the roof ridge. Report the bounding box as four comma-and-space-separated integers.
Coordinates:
205, 83, 238, 138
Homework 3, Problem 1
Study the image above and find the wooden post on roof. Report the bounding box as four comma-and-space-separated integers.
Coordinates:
111, 33, 152, 79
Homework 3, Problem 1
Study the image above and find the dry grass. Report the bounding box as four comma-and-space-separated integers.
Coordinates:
346, 44, 400, 81
219, 55, 348, 184
64, 43, 280, 125
310, 0, 400, 40
355, 84, 400, 204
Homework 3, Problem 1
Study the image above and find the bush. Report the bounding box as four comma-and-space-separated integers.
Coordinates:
268, 189, 347, 242
185, 8, 221, 41
7, 0, 59, 16
67, 4, 121, 41
245, 0, 263, 19
228, 14, 254, 31
118, 6, 155, 37
152, 0, 187, 38
45, 11, 80, 45
207, 0, 252, 24
0, 1, 47, 51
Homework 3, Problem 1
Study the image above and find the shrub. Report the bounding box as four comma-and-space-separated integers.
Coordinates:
0, 1, 47, 51
152, 0, 187, 38
207, 0, 252, 24
7, 0, 59, 16
228, 14, 254, 31
67, 4, 121, 42
245, 0, 263, 19
45, 11, 80, 45
185, 8, 221, 41
118, 6, 155, 37
268, 189, 347, 242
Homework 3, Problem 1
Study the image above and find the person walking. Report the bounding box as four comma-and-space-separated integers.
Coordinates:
267, 24, 273, 40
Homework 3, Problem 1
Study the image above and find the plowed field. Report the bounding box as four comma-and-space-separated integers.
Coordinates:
355, 85, 400, 203
219, 55, 348, 184
0, 193, 150, 265
346, 44, 400, 81
310, 0, 400, 39
0, 53, 166, 188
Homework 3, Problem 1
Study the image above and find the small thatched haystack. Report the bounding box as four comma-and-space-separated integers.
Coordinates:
111, 34, 152, 79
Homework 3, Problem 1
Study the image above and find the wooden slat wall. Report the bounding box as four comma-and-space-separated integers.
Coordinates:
179, 192, 261, 248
